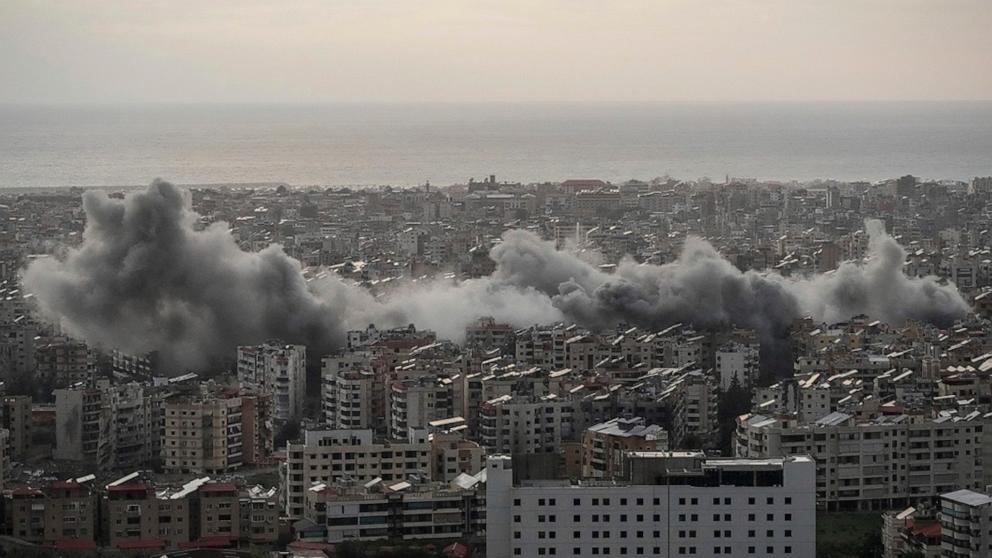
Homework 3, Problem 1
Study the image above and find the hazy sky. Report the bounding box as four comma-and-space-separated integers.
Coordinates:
1, 0, 990, 103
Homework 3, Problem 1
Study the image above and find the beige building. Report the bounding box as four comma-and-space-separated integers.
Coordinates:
322, 352, 374, 429
284, 429, 432, 518
162, 394, 243, 474
737, 411, 989, 511
581, 417, 668, 479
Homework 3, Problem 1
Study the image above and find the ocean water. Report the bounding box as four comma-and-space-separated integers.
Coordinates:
0, 102, 990, 189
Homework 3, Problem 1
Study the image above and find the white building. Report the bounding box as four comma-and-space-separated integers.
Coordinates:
716, 342, 760, 390
486, 452, 816, 558
237, 342, 306, 422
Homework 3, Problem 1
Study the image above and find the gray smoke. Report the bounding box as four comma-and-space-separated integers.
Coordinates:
490, 223, 970, 339
23, 180, 969, 373
23, 180, 351, 371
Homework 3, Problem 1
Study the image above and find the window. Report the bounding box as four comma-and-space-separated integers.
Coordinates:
785, 497, 792, 505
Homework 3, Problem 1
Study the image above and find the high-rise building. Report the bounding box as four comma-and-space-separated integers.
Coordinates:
237, 342, 307, 422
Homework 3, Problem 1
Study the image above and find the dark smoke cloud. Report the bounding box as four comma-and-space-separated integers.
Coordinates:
23, 181, 969, 373
23, 180, 349, 371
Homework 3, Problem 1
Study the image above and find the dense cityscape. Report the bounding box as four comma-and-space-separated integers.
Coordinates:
0, 174, 988, 557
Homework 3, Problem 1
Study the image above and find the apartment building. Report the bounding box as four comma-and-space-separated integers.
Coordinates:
389, 376, 455, 439
283, 429, 432, 518
716, 341, 760, 389
102, 473, 279, 550
161, 394, 243, 474
237, 342, 306, 422
322, 352, 374, 429
479, 394, 575, 455
581, 417, 668, 479
34, 337, 96, 387
1, 395, 32, 458
54, 386, 111, 467
737, 411, 989, 511
940, 489, 992, 558
666, 370, 719, 446
428, 426, 486, 482
54, 383, 164, 470
304, 473, 485, 544
105, 475, 198, 549
486, 452, 816, 558
465, 317, 516, 351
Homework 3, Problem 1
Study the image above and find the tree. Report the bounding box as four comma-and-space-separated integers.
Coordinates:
716, 377, 753, 455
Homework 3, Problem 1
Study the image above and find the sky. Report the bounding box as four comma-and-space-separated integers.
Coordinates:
1, 0, 991, 104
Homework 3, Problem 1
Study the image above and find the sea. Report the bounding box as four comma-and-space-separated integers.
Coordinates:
1, 101, 990, 189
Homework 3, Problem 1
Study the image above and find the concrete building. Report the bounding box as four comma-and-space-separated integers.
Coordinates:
465, 317, 516, 351
55, 383, 164, 471
581, 417, 668, 479
102, 473, 280, 550
428, 425, 486, 482
389, 376, 455, 439
283, 429, 432, 518
716, 342, 760, 390
237, 342, 306, 422
161, 391, 273, 475
479, 394, 575, 456
1, 395, 32, 458
34, 338, 96, 387
54, 386, 111, 468
305, 473, 485, 544
737, 411, 989, 511
486, 452, 816, 558
940, 488, 992, 558
322, 352, 374, 429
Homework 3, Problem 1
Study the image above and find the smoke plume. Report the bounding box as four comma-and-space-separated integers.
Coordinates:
23, 180, 969, 373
